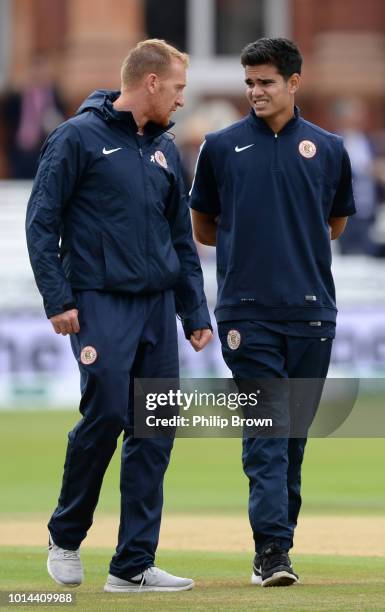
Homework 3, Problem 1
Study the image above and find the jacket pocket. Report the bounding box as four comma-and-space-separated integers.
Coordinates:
101, 226, 146, 291
147, 209, 181, 289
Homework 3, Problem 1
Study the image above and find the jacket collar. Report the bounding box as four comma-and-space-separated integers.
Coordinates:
104, 92, 174, 140
248, 105, 301, 135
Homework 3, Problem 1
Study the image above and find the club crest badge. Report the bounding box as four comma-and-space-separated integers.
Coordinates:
227, 329, 241, 350
80, 345, 98, 365
154, 150, 168, 169
299, 140, 317, 158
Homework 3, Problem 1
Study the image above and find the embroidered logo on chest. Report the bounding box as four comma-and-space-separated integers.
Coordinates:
154, 150, 168, 169
299, 140, 317, 158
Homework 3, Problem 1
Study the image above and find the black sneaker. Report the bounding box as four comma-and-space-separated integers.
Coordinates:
260, 544, 299, 587
251, 553, 262, 585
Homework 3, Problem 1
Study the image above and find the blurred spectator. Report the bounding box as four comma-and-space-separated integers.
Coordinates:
177, 100, 241, 187
332, 98, 379, 255
0, 53, 65, 179
176, 100, 241, 263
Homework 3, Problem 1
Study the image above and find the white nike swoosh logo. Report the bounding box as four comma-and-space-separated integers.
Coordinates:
235, 144, 255, 152
103, 147, 122, 155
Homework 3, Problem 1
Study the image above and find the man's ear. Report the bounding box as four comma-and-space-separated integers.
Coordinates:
146, 73, 158, 94
288, 73, 300, 95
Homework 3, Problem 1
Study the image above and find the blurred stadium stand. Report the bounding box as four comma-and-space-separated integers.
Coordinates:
1, 0, 384, 125
0, 181, 40, 308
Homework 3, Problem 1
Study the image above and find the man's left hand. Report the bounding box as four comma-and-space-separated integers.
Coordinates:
189, 328, 213, 352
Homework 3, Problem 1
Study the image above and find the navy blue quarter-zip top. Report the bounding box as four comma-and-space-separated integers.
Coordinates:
26, 90, 211, 337
190, 107, 355, 324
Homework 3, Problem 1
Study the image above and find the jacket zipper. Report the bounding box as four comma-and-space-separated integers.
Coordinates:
273, 132, 280, 171
138, 144, 149, 285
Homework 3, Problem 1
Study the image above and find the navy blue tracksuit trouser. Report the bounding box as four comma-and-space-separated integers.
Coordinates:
48, 290, 178, 579
218, 321, 333, 554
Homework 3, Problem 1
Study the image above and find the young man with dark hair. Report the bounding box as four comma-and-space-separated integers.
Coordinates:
26, 39, 212, 594
190, 38, 355, 587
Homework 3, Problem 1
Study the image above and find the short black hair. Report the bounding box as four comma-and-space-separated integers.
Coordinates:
240, 38, 302, 79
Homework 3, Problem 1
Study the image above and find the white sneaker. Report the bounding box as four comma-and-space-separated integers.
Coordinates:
251, 553, 262, 586
47, 534, 84, 587
104, 566, 195, 593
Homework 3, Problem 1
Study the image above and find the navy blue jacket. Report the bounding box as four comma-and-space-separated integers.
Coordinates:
26, 90, 211, 337
190, 107, 355, 324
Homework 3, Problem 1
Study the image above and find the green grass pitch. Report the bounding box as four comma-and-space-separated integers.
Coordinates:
0, 410, 385, 611
1, 549, 385, 611
0, 410, 384, 516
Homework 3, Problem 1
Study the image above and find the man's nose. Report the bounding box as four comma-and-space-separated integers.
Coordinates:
252, 83, 264, 97
176, 93, 184, 107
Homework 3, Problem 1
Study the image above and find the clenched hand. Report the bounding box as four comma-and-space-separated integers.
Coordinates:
50, 309, 80, 336
189, 328, 213, 352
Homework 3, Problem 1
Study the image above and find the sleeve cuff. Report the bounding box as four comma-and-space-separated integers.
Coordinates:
45, 301, 77, 319
180, 303, 212, 339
